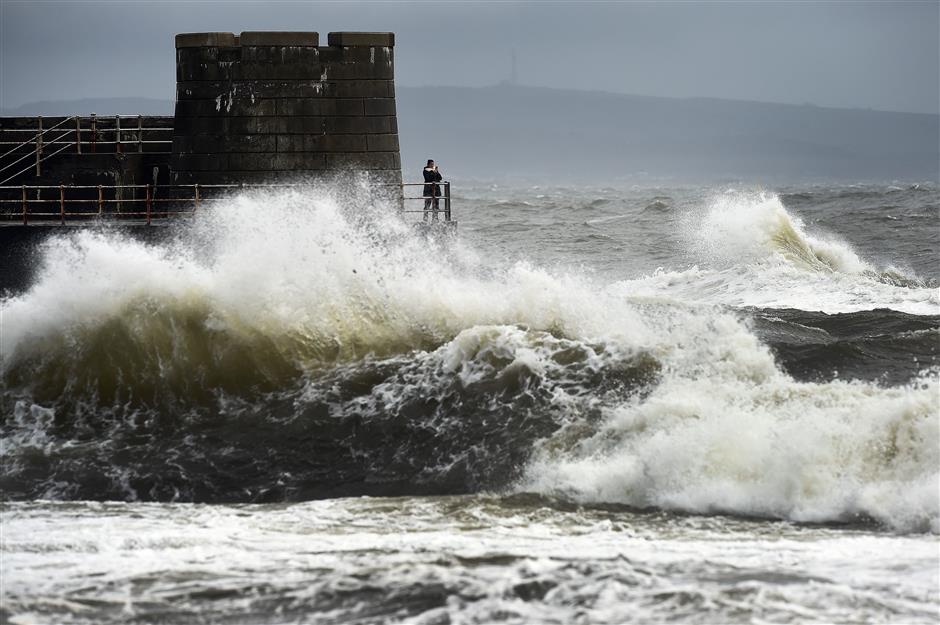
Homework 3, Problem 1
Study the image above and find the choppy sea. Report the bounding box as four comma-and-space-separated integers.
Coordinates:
2, 180, 938, 624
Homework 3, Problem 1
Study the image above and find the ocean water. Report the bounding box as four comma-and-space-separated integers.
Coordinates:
1, 179, 938, 624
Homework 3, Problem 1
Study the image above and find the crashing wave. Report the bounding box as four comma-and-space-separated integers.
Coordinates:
1, 184, 937, 532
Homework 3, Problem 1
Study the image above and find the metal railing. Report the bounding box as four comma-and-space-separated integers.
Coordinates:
0, 181, 454, 226
401, 180, 452, 222
0, 115, 174, 185
0, 184, 199, 226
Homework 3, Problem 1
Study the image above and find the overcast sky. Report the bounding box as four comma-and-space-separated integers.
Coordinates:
0, 0, 937, 114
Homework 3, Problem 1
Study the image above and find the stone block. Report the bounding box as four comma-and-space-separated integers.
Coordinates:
319, 58, 394, 80
177, 47, 218, 64
178, 134, 276, 154
172, 112, 197, 133
272, 116, 396, 135
174, 98, 277, 119
363, 98, 396, 116
239, 31, 319, 46
228, 152, 327, 171
176, 32, 237, 48
181, 171, 296, 185
331, 116, 397, 134
174, 115, 256, 135
176, 80, 394, 100
270, 117, 323, 134
273, 135, 305, 152
325, 152, 400, 170
366, 134, 399, 152
275, 134, 368, 152
324, 80, 395, 98
236, 47, 323, 79
226, 152, 269, 171
275, 98, 364, 117
177, 46, 241, 66
173, 154, 230, 171
177, 61, 238, 83
317, 45, 393, 66
327, 32, 395, 47
236, 61, 323, 81
240, 46, 318, 63
176, 82, 226, 101
171, 136, 190, 155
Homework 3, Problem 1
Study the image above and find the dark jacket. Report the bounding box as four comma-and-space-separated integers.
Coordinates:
423, 167, 442, 197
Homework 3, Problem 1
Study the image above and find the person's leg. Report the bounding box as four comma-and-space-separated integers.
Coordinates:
424, 197, 431, 222
432, 195, 440, 222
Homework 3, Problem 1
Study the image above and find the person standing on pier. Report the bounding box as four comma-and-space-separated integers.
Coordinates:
423, 159, 443, 222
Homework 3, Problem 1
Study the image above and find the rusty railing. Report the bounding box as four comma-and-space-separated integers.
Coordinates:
0, 181, 454, 225
0, 115, 174, 185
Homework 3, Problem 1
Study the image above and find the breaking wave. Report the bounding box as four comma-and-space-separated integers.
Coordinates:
695, 190, 939, 290
522, 362, 939, 533
696, 191, 876, 274
1, 184, 937, 532
614, 191, 938, 314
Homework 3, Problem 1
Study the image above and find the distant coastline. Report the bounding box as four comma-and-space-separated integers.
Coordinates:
5, 84, 938, 182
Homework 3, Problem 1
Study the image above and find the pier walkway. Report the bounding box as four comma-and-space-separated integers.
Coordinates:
0, 115, 174, 186
0, 182, 454, 226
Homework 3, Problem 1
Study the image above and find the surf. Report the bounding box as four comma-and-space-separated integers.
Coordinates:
609, 190, 939, 314
1, 184, 937, 533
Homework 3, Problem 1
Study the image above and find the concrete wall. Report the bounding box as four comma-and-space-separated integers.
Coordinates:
0, 116, 174, 190
171, 31, 402, 190
0, 116, 174, 215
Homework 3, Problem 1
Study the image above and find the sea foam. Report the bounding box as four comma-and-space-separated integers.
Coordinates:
611, 190, 939, 314
2, 185, 937, 530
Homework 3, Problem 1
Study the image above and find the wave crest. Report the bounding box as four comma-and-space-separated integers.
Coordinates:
694, 191, 876, 275
521, 368, 939, 533
2, 185, 937, 532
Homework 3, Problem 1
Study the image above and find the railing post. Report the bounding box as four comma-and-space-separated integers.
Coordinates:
90, 113, 97, 153
21, 185, 27, 225
194, 184, 200, 212
75, 116, 81, 154
444, 181, 451, 221
97, 185, 103, 216
35, 116, 43, 176
138, 115, 143, 153
115, 115, 121, 154
146, 184, 152, 225
59, 185, 65, 225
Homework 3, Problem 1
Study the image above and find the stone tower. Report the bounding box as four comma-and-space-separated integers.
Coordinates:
171, 31, 401, 189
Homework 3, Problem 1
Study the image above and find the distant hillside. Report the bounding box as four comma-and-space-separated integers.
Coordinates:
397, 85, 939, 182
5, 86, 937, 182
1, 97, 174, 116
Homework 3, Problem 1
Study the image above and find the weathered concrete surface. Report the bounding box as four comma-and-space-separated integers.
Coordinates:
327, 32, 395, 47
175, 32, 237, 48
0, 116, 174, 192
171, 31, 402, 190
239, 31, 320, 46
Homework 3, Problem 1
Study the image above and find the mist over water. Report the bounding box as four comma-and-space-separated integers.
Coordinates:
2, 179, 938, 623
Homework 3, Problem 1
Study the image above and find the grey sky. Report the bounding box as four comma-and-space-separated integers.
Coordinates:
1, 0, 937, 114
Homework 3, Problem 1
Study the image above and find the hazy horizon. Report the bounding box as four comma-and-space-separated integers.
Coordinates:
3, 2, 936, 184
6, 81, 940, 118
3, 85, 936, 184
1, 1, 937, 115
